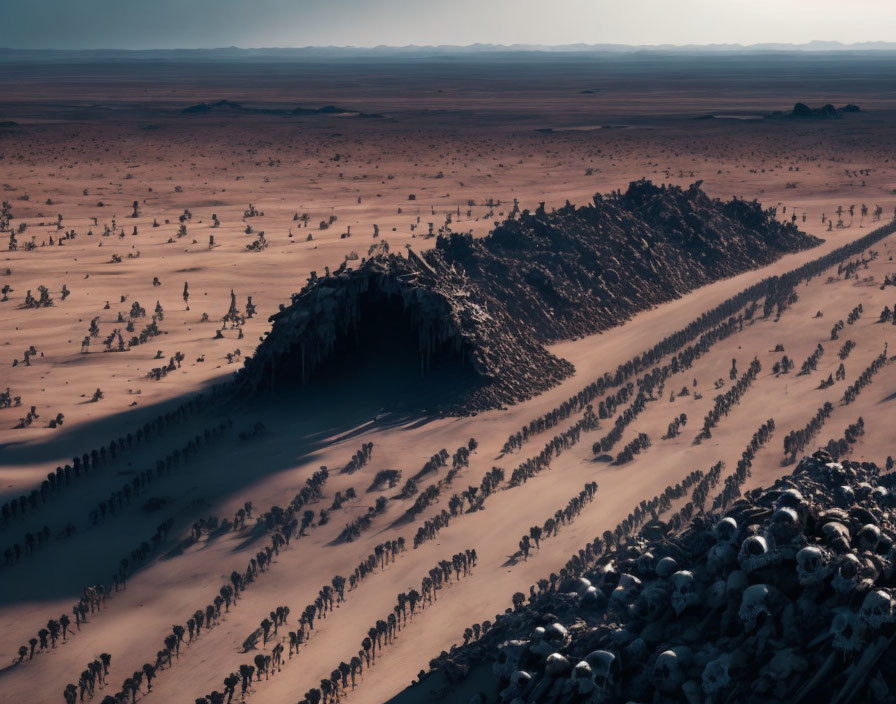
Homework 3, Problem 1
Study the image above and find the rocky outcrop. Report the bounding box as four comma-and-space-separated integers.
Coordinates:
238, 249, 571, 410
239, 181, 821, 412
766, 102, 862, 119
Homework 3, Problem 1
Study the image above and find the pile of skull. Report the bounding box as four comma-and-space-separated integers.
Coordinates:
435, 450, 896, 704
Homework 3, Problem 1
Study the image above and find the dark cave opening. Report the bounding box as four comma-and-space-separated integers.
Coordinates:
265, 288, 482, 411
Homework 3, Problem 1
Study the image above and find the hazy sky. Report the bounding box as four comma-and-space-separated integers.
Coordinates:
6, 0, 896, 50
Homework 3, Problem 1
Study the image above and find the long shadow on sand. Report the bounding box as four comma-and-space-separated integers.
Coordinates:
0, 348, 469, 607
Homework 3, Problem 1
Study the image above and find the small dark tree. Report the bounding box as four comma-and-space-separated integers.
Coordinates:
260, 617, 272, 644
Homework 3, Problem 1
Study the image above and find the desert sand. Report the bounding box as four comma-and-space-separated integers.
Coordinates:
2, 54, 896, 704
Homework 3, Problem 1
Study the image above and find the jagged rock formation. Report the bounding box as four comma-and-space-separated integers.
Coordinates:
239, 181, 820, 411
424, 451, 896, 703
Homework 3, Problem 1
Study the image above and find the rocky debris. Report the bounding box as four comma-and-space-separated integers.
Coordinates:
239, 180, 820, 412
426, 451, 896, 703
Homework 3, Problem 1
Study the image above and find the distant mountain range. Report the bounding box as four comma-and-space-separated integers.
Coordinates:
181, 99, 382, 118
1, 41, 896, 61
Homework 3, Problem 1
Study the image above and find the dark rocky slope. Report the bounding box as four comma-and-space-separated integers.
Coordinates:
238, 181, 820, 411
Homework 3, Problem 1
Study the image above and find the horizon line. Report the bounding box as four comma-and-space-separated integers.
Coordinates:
3, 40, 896, 53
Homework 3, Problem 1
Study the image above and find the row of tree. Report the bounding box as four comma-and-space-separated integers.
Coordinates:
58, 453, 342, 701
822, 418, 866, 461
662, 412, 688, 439
878, 305, 896, 323
614, 432, 652, 465
695, 357, 762, 442
517, 482, 598, 560
340, 442, 374, 474
799, 343, 825, 375
842, 346, 889, 404
63, 653, 112, 704
783, 402, 835, 464
15, 516, 175, 667
4, 441, 205, 571
87, 421, 232, 527
296, 551, 477, 704
401, 443, 479, 520
336, 496, 387, 543
663, 461, 724, 534
837, 249, 877, 279
505, 405, 598, 487
592, 393, 647, 456
347, 538, 405, 590
412, 466, 504, 548
710, 418, 777, 511
838, 339, 856, 360
1, 393, 211, 530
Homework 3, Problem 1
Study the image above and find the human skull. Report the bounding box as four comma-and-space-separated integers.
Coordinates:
726, 570, 749, 599
544, 622, 569, 649
795, 545, 833, 586
527, 626, 548, 657
830, 608, 867, 654
494, 640, 530, 679
500, 670, 532, 702
835, 485, 856, 507
544, 652, 571, 676
701, 655, 731, 697
624, 637, 647, 661
706, 542, 737, 576
821, 521, 852, 553
856, 524, 882, 553
775, 488, 804, 510
655, 556, 679, 578
765, 648, 808, 680
584, 651, 618, 701
738, 535, 779, 573
769, 507, 801, 544
860, 589, 895, 629
510, 671, 531, 689
832, 553, 865, 595
633, 581, 669, 621
571, 660, 594, 694
528, 626, 546, 652
592, 562, 618, 589
714, 517, 739, 544
654, 648, 689, 692
573, 577, 593, 595
854, 482, 874, 501
581, 586, 608, 612
610, 573, 642, 607
670, 571, 698, 615
739, 583, 773, 632
636, 551, 657, 577
609, 628, 635, 647
706, 580, 727, 609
